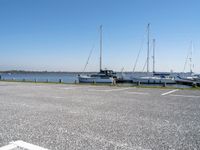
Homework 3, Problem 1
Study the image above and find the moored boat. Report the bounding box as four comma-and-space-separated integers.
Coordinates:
131, 24, 175, 84
132, 74, 175, 84
176, 73, 200, 86
78, 70, 115, 83
78, 25, 116, 84
175, 42, 200, 86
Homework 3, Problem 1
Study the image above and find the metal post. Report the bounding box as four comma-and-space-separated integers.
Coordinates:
192, 82, 197, 88
59, 79, 62, 83
163, 82, 166, 87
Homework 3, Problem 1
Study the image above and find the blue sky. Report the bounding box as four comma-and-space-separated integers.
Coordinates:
0, 0, 200, 72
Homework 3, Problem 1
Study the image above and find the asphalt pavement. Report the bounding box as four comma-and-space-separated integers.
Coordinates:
0, 81, 200, 150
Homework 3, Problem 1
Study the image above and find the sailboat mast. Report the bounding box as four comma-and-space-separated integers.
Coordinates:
147, 23, 150, 74
153, 39, 156, 73
189, 41, 193, 73
100, 25, 103, 71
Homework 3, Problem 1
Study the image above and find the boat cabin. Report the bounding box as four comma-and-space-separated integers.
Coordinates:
100, 69, 117, 78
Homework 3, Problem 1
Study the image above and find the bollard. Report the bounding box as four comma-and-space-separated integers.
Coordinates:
74, 80, 77, 84
0, 75, 1, 80
112, 79, 116, 86
137, 81, 141, 86
93, 80, 96, 84
163, 82, 166, 87
192, 82, 197, 88
59, 79, 62, 83
46, 79, 48, 83
34, 79, 37, 83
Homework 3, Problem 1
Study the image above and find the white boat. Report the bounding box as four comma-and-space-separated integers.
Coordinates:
78, 25, 115, 83
175, 42, 200, 85
193, 74, 200, 81
78, 70, 114, 83
131, 24, 175, 84
178, 73, 199, 81
132, 73, 175, 84
176, 73, 200, 85
132, 75, 175, 84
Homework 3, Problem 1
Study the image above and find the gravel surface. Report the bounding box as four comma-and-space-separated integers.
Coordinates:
0, 82, 200, 150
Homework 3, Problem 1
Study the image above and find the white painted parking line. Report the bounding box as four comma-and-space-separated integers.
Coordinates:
61, 86, 95, 90
34, 85, 46, 88
62, 85, 102, 88
161, 89, 179, 96
126, 91, 149, 95
88, 88, 133, 92
0, 144, 16, 150
62, 87, 80, 90
170, 94, 200, 98
0, 140, 48, 150
54, 96, 65, 99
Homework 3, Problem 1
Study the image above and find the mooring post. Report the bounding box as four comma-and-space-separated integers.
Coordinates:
192, 82, 197, 88
163, 82, 166, 87
112, 79, 116, 86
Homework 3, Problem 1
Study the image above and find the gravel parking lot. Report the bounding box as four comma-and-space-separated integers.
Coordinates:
0, 81, 200, 150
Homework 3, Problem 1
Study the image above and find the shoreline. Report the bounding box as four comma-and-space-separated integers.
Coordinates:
1, 80, 199, 90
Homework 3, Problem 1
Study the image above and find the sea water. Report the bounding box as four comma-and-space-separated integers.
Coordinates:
0, 72, 193, 88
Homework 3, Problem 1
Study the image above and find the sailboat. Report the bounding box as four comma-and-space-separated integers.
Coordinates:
78, 25, 116, 83
176, 42, 200, 85
131, 24, 175, 84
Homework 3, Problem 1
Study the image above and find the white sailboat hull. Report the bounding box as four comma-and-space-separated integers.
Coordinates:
175, 75, 200, 85
78, 75, 114, 83
132, 76, 175, 84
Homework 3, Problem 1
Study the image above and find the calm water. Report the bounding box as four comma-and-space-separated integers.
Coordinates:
0, 72, 78, 83
0, 72, 193, 88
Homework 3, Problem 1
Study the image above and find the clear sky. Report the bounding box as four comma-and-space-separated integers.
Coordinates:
0, 0, 200, 72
